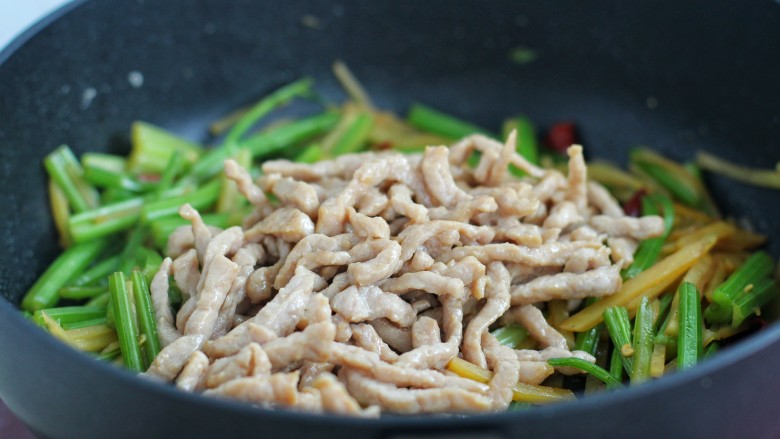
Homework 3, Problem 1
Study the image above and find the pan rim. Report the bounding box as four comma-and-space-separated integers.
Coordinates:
2, 295, 780, 428
0, 0, 86, 67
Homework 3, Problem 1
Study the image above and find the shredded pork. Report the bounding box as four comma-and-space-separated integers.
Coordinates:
147, 137, 663, 415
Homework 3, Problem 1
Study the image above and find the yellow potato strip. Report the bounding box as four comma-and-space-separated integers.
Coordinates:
673, 202, 715, 225
48, 180, 72, 247
587, 161, 644, 191
703, 325, 748, 347
66, 324, 119, 352
447, 357, 574, 404
547, 300, 575, 347
716, 228, 767, 252
649, 343, 666, 378
40, 312, 78, 348
666, 225, 700, 246
662, 222, 735, 254
560, 235, 717, 332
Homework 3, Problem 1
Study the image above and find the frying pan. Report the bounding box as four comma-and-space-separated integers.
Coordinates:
1, 1, 779, 438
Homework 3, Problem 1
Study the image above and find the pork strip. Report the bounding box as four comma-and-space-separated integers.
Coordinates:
184, 254, 240, 339
176, 350, 209, 392
144, 334, 205, 381
509, 264, 623, 305
332, 285, 416, 327
150, 257, 180, 346
340, 368, 491, 414
350, 323, 399, 363
589, 215, 665, 240
205, 342, 272, 388
483, 333, 520, 410
462, 262, 511, 368
171, 248, 200, 301
511, 305, 568, 349
311, 373, 379, 417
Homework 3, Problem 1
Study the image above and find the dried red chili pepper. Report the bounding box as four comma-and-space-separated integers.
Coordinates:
544, 122, 578, 153
374, 141, 394, 150
623, 188, 648, 217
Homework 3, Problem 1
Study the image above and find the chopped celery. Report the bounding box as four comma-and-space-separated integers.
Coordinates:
407, 103, 493, 139
129, 121, 202, 173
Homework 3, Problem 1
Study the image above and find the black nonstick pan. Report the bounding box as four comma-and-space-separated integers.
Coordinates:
1, 1, 779, 438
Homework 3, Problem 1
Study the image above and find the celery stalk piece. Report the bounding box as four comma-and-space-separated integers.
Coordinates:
21, 239, 109, 311
84, 165, 151, 192
68, 197, 144, 243
502, 115, 539, 166
58, 286, 108, 300
224, 78, 314, 148
609, 348, 624, 382
602, 306, 634, 374
731, 278, 777, 327
129, 121, 203, 174
704, 251, 774, 324
216, 148, 251, 213
574, 324, 601, 356
630, 148, 701, 207
132, 271, 161, 368
677, 282, 703, 369
44, 145, 100, 213
140, 179, 221, 223
109, 272, 143, 372
295, 144, 323, 163
81, 153, 127, 173
191, 111, 339, 179
117, 226, 146, 275
86, 292, 110, 308
407, 103, 494, 139
329, 112, 375, 156
631, 297, 655, 383
69, 254, 121, 286
547, 357, 622, 388
153, 151, 184, 198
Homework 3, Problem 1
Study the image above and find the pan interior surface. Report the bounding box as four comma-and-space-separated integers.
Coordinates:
0, 1, 779, 438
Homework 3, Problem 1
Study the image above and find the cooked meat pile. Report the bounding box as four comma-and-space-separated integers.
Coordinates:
145, 132, 664, 415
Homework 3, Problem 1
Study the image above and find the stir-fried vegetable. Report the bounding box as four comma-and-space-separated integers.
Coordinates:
561, 235, 718, 332
20, 73, 777, 412
447, 357, 575, 403
547, 358, 622, 388
704, 252, 775, 325
622, 194, 675, 279
630, 297, 655, 383
109, 272, 143, 372
677, 282, 703, 370
132, 271, 161, 369
21, 239, 109, 311
602, 306, 634, 375
503, 116, 540, 168
407, 103, 493, 139
44, 145, 100, 214
696, 151, 780, 190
